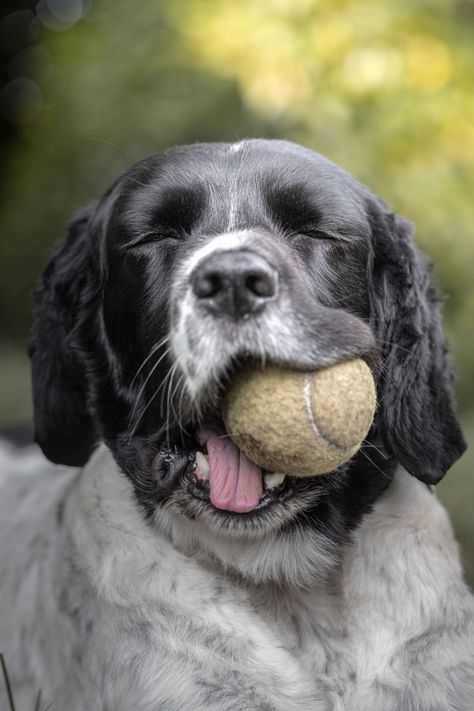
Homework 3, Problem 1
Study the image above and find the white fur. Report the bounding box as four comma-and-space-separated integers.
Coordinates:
171, 231, 251, 402
1, 442, 473, 710
179, 231, 248, 281
229, 141, 245, 154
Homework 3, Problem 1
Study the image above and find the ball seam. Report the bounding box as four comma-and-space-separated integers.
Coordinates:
302, 373, 349, 452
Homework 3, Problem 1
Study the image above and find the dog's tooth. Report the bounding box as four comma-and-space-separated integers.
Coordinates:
264, 473, 286, 490
195, 451, 210, 480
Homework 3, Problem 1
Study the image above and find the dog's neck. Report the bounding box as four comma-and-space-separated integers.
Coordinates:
71, 444, 466, 619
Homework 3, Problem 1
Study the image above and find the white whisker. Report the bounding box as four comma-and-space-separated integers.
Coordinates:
361, 439, 389, 459
128, 360, 177, 443
129, 344, 173, 427
130, 335, 171, 388
358, 448, 392, 480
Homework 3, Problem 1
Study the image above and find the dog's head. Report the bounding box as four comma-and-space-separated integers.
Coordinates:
30, 140, 465, 583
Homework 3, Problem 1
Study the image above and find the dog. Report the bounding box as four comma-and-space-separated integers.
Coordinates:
1, 139, 473, 710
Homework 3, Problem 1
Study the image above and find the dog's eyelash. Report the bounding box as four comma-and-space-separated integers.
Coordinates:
295, 229, 351, 243
122, 230, 181, 251
298, 230, 334, 240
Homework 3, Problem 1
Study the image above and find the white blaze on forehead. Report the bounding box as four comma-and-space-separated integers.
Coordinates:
181, 230, 255, 279
228, 191, 237, 231
227, 141, 246, 229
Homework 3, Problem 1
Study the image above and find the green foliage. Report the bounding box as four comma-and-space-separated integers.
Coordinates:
0, 0, 473, 405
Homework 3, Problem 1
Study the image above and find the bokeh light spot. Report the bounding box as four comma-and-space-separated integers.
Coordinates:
342, 47, 403, 92
0, 77, 44, 124
8, 45, 53, 81
406, 36, 452, 92
36, 0, 91, 31
0, 10, 40, 52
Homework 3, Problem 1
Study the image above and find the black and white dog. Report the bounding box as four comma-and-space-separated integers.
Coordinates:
1, 139, 473, 710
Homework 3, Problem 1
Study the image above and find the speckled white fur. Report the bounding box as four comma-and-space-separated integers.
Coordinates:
1, 441, 473, 710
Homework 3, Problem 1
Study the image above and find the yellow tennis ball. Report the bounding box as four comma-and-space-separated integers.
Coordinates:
223, 359, 376, 477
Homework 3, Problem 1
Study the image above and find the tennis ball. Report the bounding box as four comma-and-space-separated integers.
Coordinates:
223, 359, 376, 477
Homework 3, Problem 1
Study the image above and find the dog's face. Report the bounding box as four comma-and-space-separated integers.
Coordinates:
30, 140, 465, 583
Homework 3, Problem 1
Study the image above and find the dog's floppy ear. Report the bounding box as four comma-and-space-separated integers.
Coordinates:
367, 204, 466, 484
29, 203, 100, 467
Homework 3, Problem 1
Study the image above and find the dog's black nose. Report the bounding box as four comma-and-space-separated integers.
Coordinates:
191, 250, 278, 317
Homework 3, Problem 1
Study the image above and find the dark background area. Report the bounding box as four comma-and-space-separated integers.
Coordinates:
0, 0, 473, 583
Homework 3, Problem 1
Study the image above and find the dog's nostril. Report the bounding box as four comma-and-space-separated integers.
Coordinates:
245, 273, 276, 298
194, 272, 222, 299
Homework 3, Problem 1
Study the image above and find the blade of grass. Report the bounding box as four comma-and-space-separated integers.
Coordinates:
34, 689, 42, 711
0, 653, 16, 711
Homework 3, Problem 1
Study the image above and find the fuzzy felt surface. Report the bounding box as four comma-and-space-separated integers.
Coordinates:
223, 359, 376, 476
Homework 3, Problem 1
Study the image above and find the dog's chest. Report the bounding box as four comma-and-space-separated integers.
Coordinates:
125, 571, 421, 711
102, 574, 351, 710
239, 584, 384, 707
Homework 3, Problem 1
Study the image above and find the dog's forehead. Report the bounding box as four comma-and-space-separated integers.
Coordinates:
116, 140, 371, 236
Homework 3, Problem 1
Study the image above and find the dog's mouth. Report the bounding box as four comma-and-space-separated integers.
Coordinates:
184, 427, 295, 514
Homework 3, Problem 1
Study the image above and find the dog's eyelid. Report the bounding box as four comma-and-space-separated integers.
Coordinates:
296, 229, 352, 243
120, 229, 181, 251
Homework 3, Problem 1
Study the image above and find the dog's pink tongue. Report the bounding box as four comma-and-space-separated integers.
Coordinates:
205, 430, 263, 513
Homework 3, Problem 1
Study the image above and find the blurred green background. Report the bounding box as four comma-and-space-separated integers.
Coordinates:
0, 0, 473, 583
